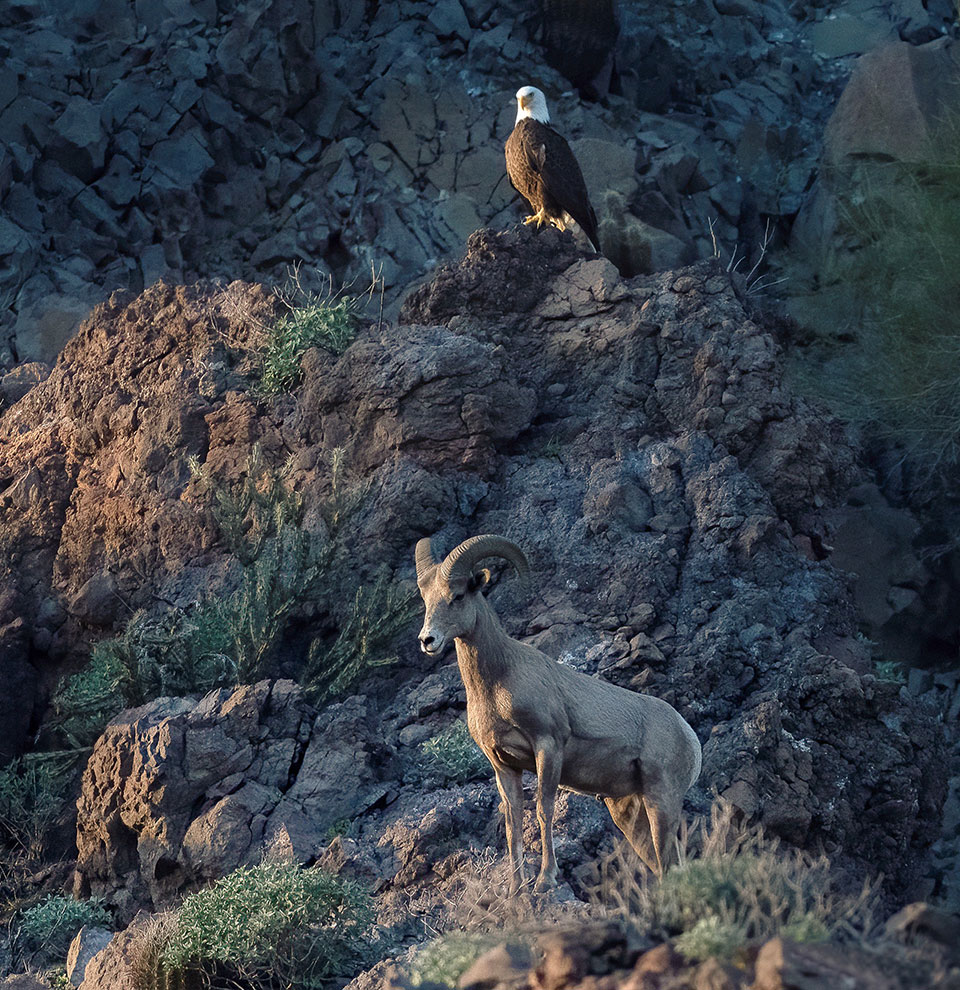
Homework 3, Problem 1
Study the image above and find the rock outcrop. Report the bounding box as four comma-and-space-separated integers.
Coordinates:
74, 680, 393, 919
23, 227, 943, 914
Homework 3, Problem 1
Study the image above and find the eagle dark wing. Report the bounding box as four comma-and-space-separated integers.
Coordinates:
505, 118, 600, 252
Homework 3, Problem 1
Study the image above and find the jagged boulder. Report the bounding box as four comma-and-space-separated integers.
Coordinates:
792, 38, 960, 265
74, 680, 396, 920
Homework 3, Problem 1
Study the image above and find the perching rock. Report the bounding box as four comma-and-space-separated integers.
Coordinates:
7, 0, 948, 366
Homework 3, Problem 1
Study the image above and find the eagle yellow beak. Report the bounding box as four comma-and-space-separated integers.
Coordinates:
519, 94, 531, 109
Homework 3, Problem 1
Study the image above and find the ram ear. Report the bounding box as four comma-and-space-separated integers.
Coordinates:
468, 568, 493, 595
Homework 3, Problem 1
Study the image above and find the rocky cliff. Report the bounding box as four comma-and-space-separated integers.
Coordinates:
2, 1, 959, 985
0, 229, 946, 933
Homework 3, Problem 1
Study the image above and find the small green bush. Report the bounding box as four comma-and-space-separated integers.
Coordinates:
260, 299, 357, 394
416, 721, 490, 786
51, 444, 414, 738
409, 933, 501, 988
15, 894, 112, 963
49, 644, 129, 748
672, 915, 748, 963
306, 567, 420, 702
190, 445, 335, 683
50, 604, 237, 748
652, 845, 868, 961
155, 862, 373, 988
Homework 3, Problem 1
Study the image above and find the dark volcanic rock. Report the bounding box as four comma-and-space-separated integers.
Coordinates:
400, 226, 586, 322
0, 229, 944, 906
0, 588, 36, 762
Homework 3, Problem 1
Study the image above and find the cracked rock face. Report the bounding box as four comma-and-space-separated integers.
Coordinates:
74, 680, 393, 920
21, 227, 942, 914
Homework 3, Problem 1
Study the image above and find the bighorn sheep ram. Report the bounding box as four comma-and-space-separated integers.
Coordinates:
415, 534, 702, 892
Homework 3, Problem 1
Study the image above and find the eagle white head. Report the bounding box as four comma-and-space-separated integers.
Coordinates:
515, 86, 550, 125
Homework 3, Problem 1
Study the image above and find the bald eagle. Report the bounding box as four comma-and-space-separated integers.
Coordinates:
505, 86, 601, 252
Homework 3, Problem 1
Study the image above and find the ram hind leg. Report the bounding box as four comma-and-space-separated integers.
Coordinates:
604, 795, 661, 877
644, 794, 683, 878
494, 766, 526, 893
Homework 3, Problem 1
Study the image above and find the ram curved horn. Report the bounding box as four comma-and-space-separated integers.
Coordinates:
439, 534, 529, 584
415, 538, 437, 584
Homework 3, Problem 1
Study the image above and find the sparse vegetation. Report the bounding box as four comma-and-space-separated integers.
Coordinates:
0, 754, 70, 856
13, 894, 112, 965
256, 264, 382, 395
416, 721, 489, 786
260, 298, 357, 394
306, 567, 419, 702
131, 862, 373, 989
596, 801, 879, 962
47, 444, 415, 750
787, 112, 960, 488
49, 605, 236, 749
190, 443, 337, 683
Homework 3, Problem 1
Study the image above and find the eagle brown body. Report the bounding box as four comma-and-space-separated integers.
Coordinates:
505, 88, 601, 253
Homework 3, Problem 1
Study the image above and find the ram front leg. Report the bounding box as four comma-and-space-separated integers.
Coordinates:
494, 766, 525, 893
534, 744, 562, 891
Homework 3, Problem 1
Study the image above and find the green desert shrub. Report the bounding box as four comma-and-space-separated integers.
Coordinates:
194, 446, 415, 693
14, 894, 112, 964
259, 296, 358, 395
51, 444, 415, 747
48, 642, 130, 748
141, 862, 373, 988
190, 444, 337, 683
672, 914, 749, 963
257, 262, 384, 395
416, 721, 490, 786
408, 933, 501, 988
0, 754, 71, 854
305, 567, 420, 703
788, 112, 960, 487
49, 602, 236, 748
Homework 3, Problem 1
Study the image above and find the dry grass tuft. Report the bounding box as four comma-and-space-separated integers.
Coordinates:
587, 800, 881, 961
